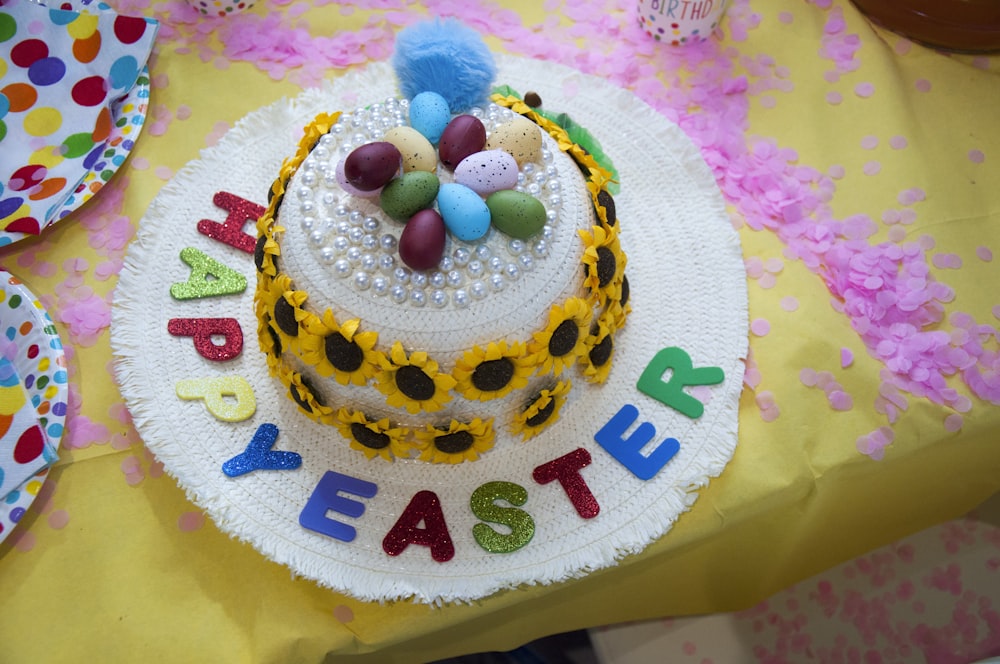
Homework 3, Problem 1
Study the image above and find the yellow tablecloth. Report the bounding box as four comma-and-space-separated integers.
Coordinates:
2, 0, 999, 661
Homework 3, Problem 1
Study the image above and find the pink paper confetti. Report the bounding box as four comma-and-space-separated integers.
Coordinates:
976, 247, 993, 262
897, 187, 926, 205
751, 318, 771, 336
860, 135, 878, 150
889, 135, 908, 150
841, 347, 853, 368
854, 82, 874, 98
825, 91, 842, 105
47, 510, 70, 530
944, 413, 963, 432
780, 296, 799, 312
178, 512, 206, 532
969, 149, 986, 164
863, 160, 881, 175
856, 427, 894, 460
828, 390, 853, 411
915, 78, 932, 92
932, 253, 963, 270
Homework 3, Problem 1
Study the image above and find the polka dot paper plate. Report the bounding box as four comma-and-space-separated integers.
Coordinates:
0, 0, 157, 246
0, 269, 68, 546
40, 66, 152, 237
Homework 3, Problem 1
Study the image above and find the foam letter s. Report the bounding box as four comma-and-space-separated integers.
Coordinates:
470, 481, 535, 553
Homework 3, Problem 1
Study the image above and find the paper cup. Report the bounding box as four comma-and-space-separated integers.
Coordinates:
637, 0, 728, 44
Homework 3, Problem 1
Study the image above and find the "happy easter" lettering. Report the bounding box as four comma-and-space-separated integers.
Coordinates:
168, 192, 725, 561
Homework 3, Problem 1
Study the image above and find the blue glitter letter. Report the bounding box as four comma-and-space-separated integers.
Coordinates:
299, 471, 379, 542
594, 404, 680, 480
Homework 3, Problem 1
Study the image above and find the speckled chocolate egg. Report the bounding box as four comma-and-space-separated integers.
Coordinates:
454, 149, 519, 195
383, 126, 437, 173
438, 115, 487, 170
409, 91, 452, 144
486, 190, 547, 239
399, 209, 447, 271
437, 183, 491, 242
380, 171, 440, 222
344, 142, 402, 192
485, 115, 542, 166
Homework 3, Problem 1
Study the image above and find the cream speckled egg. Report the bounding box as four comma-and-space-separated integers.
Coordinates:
383, 126, 438, 173
485, 115, 542, 166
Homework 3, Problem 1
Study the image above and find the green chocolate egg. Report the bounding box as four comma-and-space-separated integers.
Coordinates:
486, 190, 547, 239
379, 171, 440, 222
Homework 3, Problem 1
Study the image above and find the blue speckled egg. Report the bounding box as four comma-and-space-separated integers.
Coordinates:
408, 91, 452, 144
437, 183, 491, 242
454, 149, 519, 195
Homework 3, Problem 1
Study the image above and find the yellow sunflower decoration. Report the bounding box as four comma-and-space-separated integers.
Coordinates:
452, 341, 536, 401
414, 418, 496, 464
582, 320, 615, 384
375, 341, 457, 414
286, 370, 335, 425
334, 408, 412, 462
586, 173, 617, 230
528, 297, 594, 377
579, 224, 626, 305
300, 310, 381, 386
511, 380, 571, 441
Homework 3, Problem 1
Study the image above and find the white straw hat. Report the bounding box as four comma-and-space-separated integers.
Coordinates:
111, 55, 747, 604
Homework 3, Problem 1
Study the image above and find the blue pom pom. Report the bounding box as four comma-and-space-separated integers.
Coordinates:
392, 19, 497, 113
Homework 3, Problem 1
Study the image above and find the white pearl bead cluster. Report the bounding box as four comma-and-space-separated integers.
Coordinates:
291, 98, 564, 310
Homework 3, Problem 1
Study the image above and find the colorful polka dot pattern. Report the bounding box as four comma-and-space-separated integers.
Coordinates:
636, 0, 728, 45
0, 270, 68, 545
189, 0, 256, 18
0, 0, 157, 238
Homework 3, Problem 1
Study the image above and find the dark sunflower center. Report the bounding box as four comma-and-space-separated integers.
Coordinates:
395, 365, 437, 401
325, 333, 364, 373
266, 320, 282, 356
597, 190, 616, 226
273, 297, 298, 337
350, 422, 390, 449
595, 246, 616, 288
254, 234, 267, 273
471, 358, 515, 392
435, 430, 475, 454
589, 334, 613, 367
620, 274, 630, 308
548, 319, 579, 357
290, 376, 321, 413
525, 395, 556, 427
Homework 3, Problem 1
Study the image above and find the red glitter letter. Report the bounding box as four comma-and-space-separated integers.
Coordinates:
382, 490, 455, 562
197, 191, 264, 254
532, 448, 600, 519
168, 317, 243, 361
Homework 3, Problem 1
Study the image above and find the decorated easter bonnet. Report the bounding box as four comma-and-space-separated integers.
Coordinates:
111, 20, 748, 603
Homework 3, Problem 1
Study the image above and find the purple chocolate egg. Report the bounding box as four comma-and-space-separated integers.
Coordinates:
336, 158, 382, 198
399, 208, 447, 271
344, 142, 402, 191
438, 115, 487, 170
